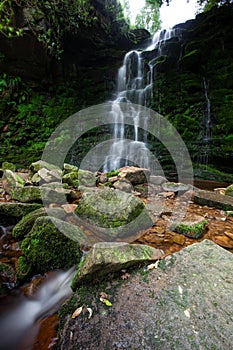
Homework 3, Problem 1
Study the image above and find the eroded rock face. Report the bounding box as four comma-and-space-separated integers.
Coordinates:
71, 242, 164, 289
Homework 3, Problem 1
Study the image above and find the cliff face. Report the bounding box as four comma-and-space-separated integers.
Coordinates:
148, 3, 233, 174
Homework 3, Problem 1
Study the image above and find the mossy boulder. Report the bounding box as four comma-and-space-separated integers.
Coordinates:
74, 187, 153, 238
18, 216, 87, 277
10, 186, 71, 203
225, 184, 233, 197
62, 171, 80, 188
63, 163, 79, 175
30, 160, 60, 174
71, 242, 164, 289
78, 169, 96, 187
12, 207, 67, 239
194, 190, 233, 211
162, 182, 191, 193
0, 202, 42, 220
170, 216, 208, 239
1, 162, 16, 171
2, 170, 25, 193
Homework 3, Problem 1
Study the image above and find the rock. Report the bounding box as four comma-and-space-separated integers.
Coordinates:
31, 172, 41, 185
226, 211, 233, 217
30, 161, 60, 174
170, 215, 208, 239
225, 184, 233, 197
10, 186, 71, 203
12, 207, 67, 239
63, 163, 79, 175
18, 216, 87, 277
162, 182, 191, 193
172, 233, 186, 245
2, 170, 25, 193
113, 179, 132, 193
214, 188, 226, 195
71, 242, 164, 289
150, 175, 167, 185
75, 187, 153, 238
0, 202, 42, 220
62, 171, 80, 188
59, 240, 233, 349
194, 189, 233, 211
119, 166, 150, 185
0, 262, 17, 285
78, 169, 96, 187
1, 162, 16, 171
211, 234, 233, 249
99, 174, 108, 184
38, 168, 62, 183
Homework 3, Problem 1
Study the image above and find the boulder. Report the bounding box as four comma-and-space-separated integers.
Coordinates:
74, 187, 153, 238
71, 242, 164, 289
1, 162, 16, 171
10, 186, 71, 203
118, 166, 150, 185
225, 184, 233, 197
170, 215, 208, 239
113, 179, 132, 193
37, 168, 62, 183
63, 163, 79, 175
78, 169, 96, 187
59, 240, 233, 350
0, 202, 42, 220
30, 160, 60, 174
194, 189, 233, 211
162, 182, 191, 193
12, 207, 67, 239
150, 175, 167, 185
2, 170, 25, 193
62, 171, 80, 188
18, 216, 87, 277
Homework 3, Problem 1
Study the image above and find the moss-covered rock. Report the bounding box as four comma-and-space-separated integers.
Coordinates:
63, 163, 79, 175
71, 242, 164, 290
75, 187, 153, 238
1, 162, 16, 171
170, 216, 208, 239
162, 182, 191, 193
0, 202, 42, 220
194, 189, 233, 211
225, 184, 233, 197
30, 161, 60, 174
18, 216, 87, 278
12, 207, 67, 239
10, 186, 71, 203
2, 170, 25, 193
62, 171, 80, 188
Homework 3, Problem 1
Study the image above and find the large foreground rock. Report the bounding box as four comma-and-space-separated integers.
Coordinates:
0, 202, 42, 220
58, 240, 233, 349
71, 242, 164, 289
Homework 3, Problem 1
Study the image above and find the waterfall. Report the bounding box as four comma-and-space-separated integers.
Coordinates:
0, 267, 75, 350
104, 28, 182, 172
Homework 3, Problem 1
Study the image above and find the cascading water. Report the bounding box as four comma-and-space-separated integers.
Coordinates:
104, 28, 183, 172
0, 267, 75, 350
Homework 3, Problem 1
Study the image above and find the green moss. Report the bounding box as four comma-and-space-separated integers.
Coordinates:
19, 217, 82, 277
106, 170, 119, 178
170, 220, 208, 239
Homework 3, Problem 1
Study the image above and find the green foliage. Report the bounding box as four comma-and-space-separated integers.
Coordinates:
135, 0, 161, 34
0, 0, 95, 58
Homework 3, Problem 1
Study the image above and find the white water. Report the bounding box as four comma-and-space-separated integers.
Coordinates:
0, 267, 75, 350
104, 28, 183, 172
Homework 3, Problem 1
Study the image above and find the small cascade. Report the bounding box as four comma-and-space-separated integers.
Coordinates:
104, 28, 183, 172
0, 267, 75, 350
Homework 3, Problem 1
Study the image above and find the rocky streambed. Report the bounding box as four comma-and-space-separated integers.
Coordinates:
0, 161, 233, 349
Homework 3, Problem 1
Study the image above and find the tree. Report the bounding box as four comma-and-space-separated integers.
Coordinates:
135, 0, 161, 34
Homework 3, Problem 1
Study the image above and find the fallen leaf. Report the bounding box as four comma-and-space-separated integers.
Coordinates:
71, 306, 83, 318
87, 307, 93, 319
147, 260, 159, 270
121, 272, 130, 280
100, 297, 112, 307
100, 291, 108, 299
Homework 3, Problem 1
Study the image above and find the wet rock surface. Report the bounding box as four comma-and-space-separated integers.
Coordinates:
58, 240, 233, 350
